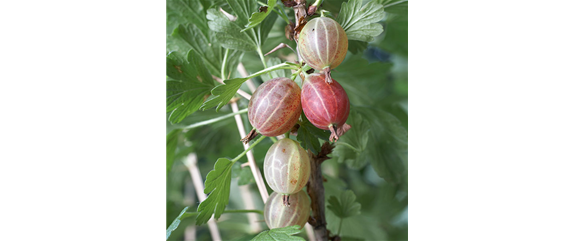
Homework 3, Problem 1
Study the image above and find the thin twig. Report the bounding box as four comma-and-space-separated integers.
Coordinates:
184, 153, 222, 241
231, 102, 269, 202
237, 63, 257, 93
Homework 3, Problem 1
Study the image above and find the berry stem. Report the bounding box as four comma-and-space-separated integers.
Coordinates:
256, 46, 273, 79
292, 67, 304, 81
231, 135, 266, 163
221, 48, 229, 80
181, 209, 264, 219
182, 108, 248, 130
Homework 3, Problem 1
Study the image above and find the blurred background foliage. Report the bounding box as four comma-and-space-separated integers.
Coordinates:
167, 0, 407, 240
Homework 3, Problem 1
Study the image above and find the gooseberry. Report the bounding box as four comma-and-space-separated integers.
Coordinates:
301, 73, 350, 141
264, 138, 310, 194
248, 77, 302, 137
298, 17, 348, 83
264, 191, 311, 229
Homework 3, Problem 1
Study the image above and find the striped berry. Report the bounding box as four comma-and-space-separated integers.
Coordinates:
248, 77, 302, 137
301, 73, 350, 141
298, 17, 348, 83
264, 191, 311, 229
263, 138, 310, 194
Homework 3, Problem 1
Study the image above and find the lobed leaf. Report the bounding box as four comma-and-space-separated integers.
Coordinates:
251, 225, 305, 241
196, 158, 234, 225
333, 110, 371, 170
207, 9, 258, 51
363, 108, 407, 184
207, 0, 278, 51
166, 50, 215, 123
226, 0, 258, 26
242, 0, 277, 32
336, 0, 385, 42
334, 107, 407, 184
166, 0, 209, 35
170, 22, 245, 78
166, 206, 189, 240
327, 190, 362, 219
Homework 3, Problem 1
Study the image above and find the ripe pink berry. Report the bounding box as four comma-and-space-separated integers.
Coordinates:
264, 138, 310, 194
248, 77, 302, 137
301, 73, 350, 131
264, 191, 311, 229
298, 17, 348, 73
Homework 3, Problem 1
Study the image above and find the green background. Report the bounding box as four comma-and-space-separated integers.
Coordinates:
414, 0, 574, 241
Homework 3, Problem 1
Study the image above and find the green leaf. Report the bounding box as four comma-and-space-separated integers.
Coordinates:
322, 0, 347, 14
170, 24, 244, 76
166, 206, 189, 240
242, 0, 277, 32
379, 14, 408, 56
332, 107, 407, 185
166, 50, 215, 123
363, 108, 407, 184
207, 9, 258, 51
196, 158, 234, 225
207, 0, 278, 51
166, 129, 182, 175
226, 0, 258, 26
347, 40, 368, 54
297, 113, 330, 155
332, 54, 393, 106
166, 0, 209, 35
327, 190, 361, 219
201, 62, 299, 111
336, 0, 385, 42
333, 110, 370, 170
238, 167, 255, 185
251, 225, 305, 241
370, 1, 409, 55
232, 162, 255, 185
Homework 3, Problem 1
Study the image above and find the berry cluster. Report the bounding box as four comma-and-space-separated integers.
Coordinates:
246, 17, 352, 230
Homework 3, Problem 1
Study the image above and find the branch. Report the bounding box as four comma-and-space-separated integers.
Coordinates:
307, 142, 335, 241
